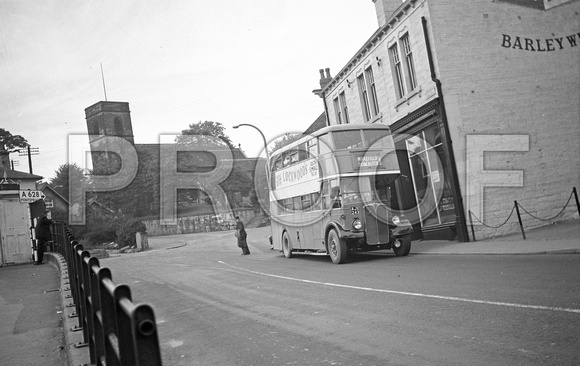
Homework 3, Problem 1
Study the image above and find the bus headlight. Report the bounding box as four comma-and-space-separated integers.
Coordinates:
352, 219, 363, 230
392, 215, 410, 226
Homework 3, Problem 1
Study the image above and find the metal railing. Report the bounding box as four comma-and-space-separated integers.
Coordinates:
49, 222, 163, 366
468, 187, 580, 241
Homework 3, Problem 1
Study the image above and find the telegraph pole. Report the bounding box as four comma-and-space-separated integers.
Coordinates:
19, 146, 39, 174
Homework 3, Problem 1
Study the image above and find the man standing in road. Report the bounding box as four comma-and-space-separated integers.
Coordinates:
236, 216, 250, 255
34, 210, 53, 265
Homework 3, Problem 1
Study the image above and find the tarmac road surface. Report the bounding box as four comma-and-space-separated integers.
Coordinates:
98, 227, 580, 365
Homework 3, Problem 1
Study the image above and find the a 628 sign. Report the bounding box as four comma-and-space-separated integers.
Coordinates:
19, 190, 45, 203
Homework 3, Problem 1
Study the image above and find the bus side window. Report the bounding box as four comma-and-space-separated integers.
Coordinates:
283, 153, 291, 167
274, 156, 282, 171
321, 181, 329, 210
284, 198, 293, 213
331, 186, 342, 208
307, 138, 318, 158
293, 196, 301, 212
301, 194, 311, 212
311, 192, 321, 211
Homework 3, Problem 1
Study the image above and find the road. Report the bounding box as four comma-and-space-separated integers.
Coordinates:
100, 227, 580, 366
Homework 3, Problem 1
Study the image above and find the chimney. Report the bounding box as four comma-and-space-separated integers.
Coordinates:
319, 68, 333, 89
373, 0, 399, 27
0, 150, 10, 170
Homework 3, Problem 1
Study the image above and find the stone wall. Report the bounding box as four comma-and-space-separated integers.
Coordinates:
143, 209, 256, 236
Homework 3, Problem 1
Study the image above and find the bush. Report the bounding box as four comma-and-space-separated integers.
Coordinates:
116, 219, 146, 247
85, 229, 117, 247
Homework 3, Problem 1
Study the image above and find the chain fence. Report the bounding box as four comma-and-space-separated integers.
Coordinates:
468, 187, 579, 241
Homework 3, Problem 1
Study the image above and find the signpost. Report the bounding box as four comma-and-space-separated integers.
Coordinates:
19, 190, 45, 203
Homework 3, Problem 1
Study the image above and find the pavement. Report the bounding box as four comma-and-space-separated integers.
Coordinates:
0, 218, 577, 366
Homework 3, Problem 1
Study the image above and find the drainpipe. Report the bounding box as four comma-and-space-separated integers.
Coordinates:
421, 16, 469, 242
321, 91, 330, 127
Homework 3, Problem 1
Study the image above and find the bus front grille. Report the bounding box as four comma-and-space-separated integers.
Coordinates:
364, 205, 390, 245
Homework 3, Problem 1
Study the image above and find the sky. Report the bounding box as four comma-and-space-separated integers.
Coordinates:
0, 0, 379, 181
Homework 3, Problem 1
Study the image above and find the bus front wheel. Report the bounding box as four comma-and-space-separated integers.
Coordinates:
282, 231, 293, 258
392, 235, 411, 257
328, 229, 347, 264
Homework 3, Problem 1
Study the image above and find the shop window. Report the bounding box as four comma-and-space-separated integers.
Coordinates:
405, 124, 454, 228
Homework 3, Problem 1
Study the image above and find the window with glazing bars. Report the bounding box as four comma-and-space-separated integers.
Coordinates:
401, 34, 417, 91
357, 73, 371, 121
339, 92, 349, 124
365, 67, 380, 116
333, 97, 343, 124
389, 44, 405, 99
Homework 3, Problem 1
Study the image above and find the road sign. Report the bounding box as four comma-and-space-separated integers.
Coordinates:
19, 190, 45, 203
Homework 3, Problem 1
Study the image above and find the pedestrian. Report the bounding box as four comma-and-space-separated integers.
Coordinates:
34, 210, 53, 265
235, 216, 250, 255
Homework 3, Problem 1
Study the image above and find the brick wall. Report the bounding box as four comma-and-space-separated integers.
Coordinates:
428, 0, 580, 237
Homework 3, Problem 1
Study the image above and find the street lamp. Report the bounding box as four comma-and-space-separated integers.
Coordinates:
233, 123, 272, 214
232, 123, 270, 180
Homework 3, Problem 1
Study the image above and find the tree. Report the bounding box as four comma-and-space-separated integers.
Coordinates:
49, 163, 89, 200
269, 133, 302, 154
0, 128, 28, 152
221, 165, 253, 206
96, 146, 160, 219
176, 121, 233, 149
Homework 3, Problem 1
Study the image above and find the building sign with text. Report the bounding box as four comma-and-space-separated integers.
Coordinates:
19, 190, 45, 203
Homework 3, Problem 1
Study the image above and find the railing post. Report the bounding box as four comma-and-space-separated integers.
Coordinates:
133, 304, 163, 365
514, 200, 526, 240
98, 270, 120, 366
468, 210, 476, 242
85, 256, 100, 364
75, 250, 91, 348
115, 286, 136, 366
573, 187, 580, 217
91, 265, 107, 366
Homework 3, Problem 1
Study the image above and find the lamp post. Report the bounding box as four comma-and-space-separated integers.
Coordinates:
233, 124, 271, 215
232, 123, 270, 180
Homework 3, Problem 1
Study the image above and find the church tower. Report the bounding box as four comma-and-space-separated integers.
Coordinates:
85, 101, 135, 174
85, 101, 135, 145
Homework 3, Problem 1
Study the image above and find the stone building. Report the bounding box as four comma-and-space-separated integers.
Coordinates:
82, 101, 264, 230
314, 0, 579, 240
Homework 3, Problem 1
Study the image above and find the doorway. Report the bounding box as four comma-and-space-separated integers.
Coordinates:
0, 198, 32, 265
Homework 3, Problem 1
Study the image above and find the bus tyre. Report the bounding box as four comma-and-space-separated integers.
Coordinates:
392, 235, 411, 257
328, 229, 347, 264
282, 231, 293, 258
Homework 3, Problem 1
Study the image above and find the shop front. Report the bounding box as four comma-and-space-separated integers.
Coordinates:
389, 100, 467, 241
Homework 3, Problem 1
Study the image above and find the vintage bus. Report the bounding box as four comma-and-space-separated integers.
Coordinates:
269, 124, 412, 264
